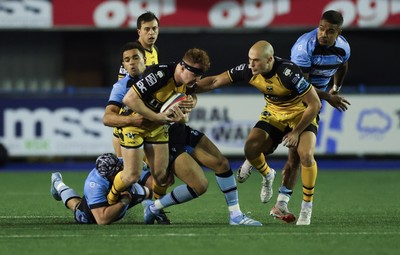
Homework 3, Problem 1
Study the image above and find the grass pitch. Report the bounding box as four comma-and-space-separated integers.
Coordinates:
1, 169, 399, 255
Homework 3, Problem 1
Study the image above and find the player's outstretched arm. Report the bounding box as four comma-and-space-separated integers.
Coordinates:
195, 72, 231, 93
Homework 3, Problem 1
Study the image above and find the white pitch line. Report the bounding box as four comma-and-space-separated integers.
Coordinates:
0, 216, 66, 219
0, 232, 399, 239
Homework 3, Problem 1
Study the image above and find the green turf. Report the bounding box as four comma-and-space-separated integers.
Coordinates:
1, 169, 400, 255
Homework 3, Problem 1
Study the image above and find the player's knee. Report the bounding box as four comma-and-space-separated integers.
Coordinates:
122, 172, 141, 185
152, 172, 168, 187
213, 156, 230, 173
244, 139, 265, 159
298, 150, 314, 166
193, 179, 208, 195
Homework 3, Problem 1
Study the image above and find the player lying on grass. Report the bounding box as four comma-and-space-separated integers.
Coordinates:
51, 151, 261, 226
50, 153, 152, 225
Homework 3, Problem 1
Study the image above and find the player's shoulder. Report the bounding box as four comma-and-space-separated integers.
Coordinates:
116, 74, 139, 87
274, 57, 304, 81
296, 28, 317, 45
275, 56, 301, 72
143, 62, 176, 77
84, 169, 108, 189
228, 62, 252, 82
292, 28, 317, 55
336, 35, 351, 51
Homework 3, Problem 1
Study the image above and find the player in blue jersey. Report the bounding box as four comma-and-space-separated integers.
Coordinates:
50, 153, 151, 225
269, 10, 351, 224
237, 11, 351, 224
196, 40, 321, 225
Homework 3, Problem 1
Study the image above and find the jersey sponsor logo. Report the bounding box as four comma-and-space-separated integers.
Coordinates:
283, 68, 293, 77
295, 77, 309, 92
291, 73, 301, 84
230, 63, 247, 73
156, 70, 165, 78
145, 73, 158, 86
136, 80, 147, 93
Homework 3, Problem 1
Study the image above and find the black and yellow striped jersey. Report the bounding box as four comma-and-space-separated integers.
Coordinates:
130, 62, 186, 113
227, 56, 312, 112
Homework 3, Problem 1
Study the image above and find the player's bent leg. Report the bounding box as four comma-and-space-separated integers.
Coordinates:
145, 143, 170, 186
236, 159, 253, 183
143, 184, 200, 224
174, 153, 208, 195
281, 146, 301, 190
244, 128, 276, 203
191, 138, 262, 226
271, 147, 300, 221
107, 147, 143, 204
51, 172, 63, 201
191, 135, 230, 174
51, 172, 81, 209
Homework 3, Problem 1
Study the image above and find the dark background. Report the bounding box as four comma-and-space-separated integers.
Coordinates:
0, 28, 397, 94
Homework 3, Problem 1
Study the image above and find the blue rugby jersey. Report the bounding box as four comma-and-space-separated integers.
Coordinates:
107, 74, 140, 108
290, 28, 350, 91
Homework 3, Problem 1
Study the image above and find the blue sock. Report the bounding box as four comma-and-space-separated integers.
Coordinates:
279, 185, 293, 197
154, 184, 198, 210
215, 169, 241, 218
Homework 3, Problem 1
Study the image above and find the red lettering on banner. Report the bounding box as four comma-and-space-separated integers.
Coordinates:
52, 0, 400, 28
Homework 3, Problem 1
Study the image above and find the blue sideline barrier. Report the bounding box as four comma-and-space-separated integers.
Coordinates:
1, 159, 399, 172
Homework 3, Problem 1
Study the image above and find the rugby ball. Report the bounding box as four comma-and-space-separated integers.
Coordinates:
160, 93, 187, 113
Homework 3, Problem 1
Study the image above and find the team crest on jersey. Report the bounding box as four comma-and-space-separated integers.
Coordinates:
126, 133, 136, 139
266, 86, 273, 92
283, 68, 293, 77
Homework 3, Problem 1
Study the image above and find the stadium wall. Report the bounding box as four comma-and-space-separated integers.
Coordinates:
0, 29, 398, 93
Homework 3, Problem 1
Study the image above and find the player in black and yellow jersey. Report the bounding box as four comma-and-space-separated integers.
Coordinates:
105, 44, 261, 225
118, 11, 159, 80
195, 40, 321, 225
106, 48, 210, 207
112, 11, 170, 223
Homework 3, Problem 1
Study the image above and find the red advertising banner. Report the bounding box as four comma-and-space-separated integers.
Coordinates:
52, 0, 400, 28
